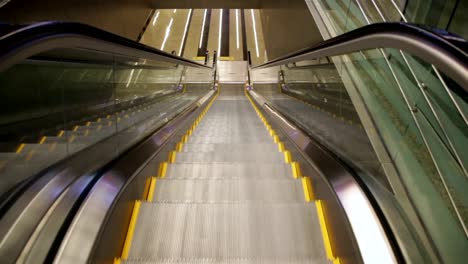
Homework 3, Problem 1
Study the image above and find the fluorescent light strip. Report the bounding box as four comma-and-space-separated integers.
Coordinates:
173, 9, 177, 13
199, 9, 207, 48
251, 9, 260, 58
179, 9, 192, 56
152, 11, 160, 26
161, 18, 174, 51
218, 9, 223, 55
236, 9, 240, 49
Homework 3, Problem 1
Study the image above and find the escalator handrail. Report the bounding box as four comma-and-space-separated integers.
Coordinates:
0, 21, 212, 71
252, 22, 468, 93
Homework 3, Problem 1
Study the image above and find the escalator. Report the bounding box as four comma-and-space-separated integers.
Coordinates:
0, 17, 466, 264
116, 85, 330, 263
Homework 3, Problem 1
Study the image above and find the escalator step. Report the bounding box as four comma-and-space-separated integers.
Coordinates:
153, 178, 303, 202
126, 202, 328, 262
164, 163, 294, 179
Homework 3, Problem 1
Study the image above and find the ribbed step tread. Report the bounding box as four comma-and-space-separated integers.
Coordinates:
175, 152, 284, 163
128, 202, 327, 261
165, 163, 294, 179
187, 136, 273, 144
181, 143, 279, 153
122, 257, 329, 263
154, 178, 303, 202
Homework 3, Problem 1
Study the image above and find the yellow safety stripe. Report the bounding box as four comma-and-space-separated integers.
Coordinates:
16, 143, 25, 154
316, 200, 336, 261
146, 177, 157, 202
157, 162, 168, 178
121, 201, 141, 259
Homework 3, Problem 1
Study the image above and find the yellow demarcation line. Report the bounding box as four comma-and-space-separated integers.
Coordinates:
120, 200, 141, 259
38, 136, 47, 144
16, 143, 25, 154
245, 87, 341, 264
57, 130, 65, 137
115, 88, 219, 262
146, 177, 157, 202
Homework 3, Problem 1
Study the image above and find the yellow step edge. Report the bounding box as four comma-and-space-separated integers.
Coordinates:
278, 142, 285, 152
273, 135, 280, 143
291, 162, 302, 178
57, 130, 65, 137
158, 162, 168, 178
168, 151, 177, 163
316, 200, 336, 261
301, 176, 314, 201
269, 129, 276, 137
283, 151, 292, 163
113, 258, 121, 264
181, 135, 188, 143
16, 143, 25, 154
146, 177, 157, 201
38, 136, 47, 144
176, 142, 184, 152
121, 200, 141, 259
142, 177, 152, 199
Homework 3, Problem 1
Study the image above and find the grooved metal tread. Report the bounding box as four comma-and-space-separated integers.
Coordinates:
181, 143, 280, 153
164, 163, 294, 179
174, 152, 284, 163
122, 258, 327, 263
129, 202, 328, 262
154, 178, 303, 202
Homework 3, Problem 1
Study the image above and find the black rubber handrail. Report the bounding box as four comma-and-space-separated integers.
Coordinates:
253, 22, 468, 94
0, 21, 212, 70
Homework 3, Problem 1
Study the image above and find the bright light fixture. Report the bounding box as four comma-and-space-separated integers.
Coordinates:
251, 9, 260, 58
179, 9, 192, 56
161, 18, 174, 50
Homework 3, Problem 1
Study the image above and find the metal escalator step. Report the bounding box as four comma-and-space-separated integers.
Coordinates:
122, 258, 328, 263
187, 136, 273, 144
181, 143, 279, 153
165, 163, 293, 179
153, 178, 303, 202
127, 202, 328, 262
174, 152, 284, 163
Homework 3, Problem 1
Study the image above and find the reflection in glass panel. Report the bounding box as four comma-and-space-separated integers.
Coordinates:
0, 49, 213, 200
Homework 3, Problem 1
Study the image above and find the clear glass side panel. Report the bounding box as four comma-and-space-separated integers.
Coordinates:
0, 49, 212, 200
314, 0, 468, 38
333, 48, 467, 263
251, 59, 389, 190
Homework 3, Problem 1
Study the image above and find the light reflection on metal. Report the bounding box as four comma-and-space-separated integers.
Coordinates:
199, 9, 207, 48
338, 181, 396, 263
179, 9, 192, 56
251, 9, 260, 58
